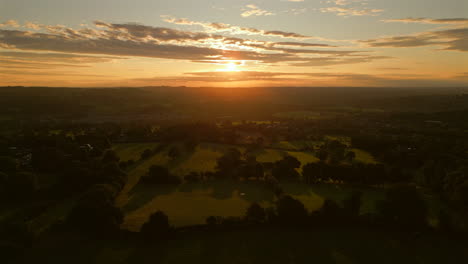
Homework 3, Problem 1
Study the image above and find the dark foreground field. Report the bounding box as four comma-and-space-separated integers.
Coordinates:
16, 227, 468, 264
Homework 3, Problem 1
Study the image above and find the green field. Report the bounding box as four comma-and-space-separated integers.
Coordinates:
118, 177, 392, 231
121, 181, 274, 230
112, 142, 382, 230
112, 143, 160, 162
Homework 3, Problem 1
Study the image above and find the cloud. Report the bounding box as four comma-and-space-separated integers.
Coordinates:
0, 20, 20, 28
0, 51, 122, 70
0, 20, 382, 70
382, 18, 468, 25
320, 7, 383, 17
362, 27, 468, 52
290, 56, 391, 66
0, 51, 119, 63
163, 16, 310, 39
274, 42, 335, 47
330, 0, 366, 6
321, 0, 383, 17
24, 22, 43, 30
125, 70, 468, 87
241, 5, 275, 17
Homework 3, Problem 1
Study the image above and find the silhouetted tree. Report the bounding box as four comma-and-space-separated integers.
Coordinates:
141, 165, 180, 184
168, 147, 180, 160
140, 149, 153, 160
345, 151, 356, 163
276, 195, 308, 225
68, 184, 123, 234
141, 211, 171, 240
0, 156, 17, 173
376, 186, 428, 230
272, 156, 300, 180
102, 149, 120, 164
342, 191, 362, 219
245, 202, 266, 224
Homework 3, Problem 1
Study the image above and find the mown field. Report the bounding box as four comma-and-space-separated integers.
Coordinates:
112, 142, 385, 231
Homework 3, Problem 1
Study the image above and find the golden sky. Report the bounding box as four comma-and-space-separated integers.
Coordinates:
0, 0, 467, 87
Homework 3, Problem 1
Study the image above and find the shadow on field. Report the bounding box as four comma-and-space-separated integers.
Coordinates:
123, 184, 178, 212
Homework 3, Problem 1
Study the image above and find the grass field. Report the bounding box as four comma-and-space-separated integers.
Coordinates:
112, 142, 381, 230
112, 143, 160, 162
122, 181, 274, 230
118, 178, 392, 231
351, 148, 378, 164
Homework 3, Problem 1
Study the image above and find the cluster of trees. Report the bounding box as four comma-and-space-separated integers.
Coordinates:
0, 156, 37, 201
67, 150, 128, 234
317, 140, 355, 164
214, 148, 263, 180
140, 165, 181, 184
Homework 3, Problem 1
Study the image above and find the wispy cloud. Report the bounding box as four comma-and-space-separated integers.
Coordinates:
382, 17, 468, 25
0, 20, 20, 28
362, 27, 468, 52
320, 7, 383, 17
163, 16, 310, 39
0, 20, 386, 72
321, 0, 383, 17
241, 5, 275, 18
125, 70, 468, 87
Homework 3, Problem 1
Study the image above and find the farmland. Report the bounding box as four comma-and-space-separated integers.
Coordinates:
111, 141, 417, 230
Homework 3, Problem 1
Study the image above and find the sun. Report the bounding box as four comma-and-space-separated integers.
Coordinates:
225, 62, 238, 72
216, 60, 245, 72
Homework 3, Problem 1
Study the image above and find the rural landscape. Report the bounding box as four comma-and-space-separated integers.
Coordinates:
1, 86, 468, 263
1, 0, 468, 263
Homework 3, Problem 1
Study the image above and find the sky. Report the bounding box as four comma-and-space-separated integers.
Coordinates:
0, 0, 467, 87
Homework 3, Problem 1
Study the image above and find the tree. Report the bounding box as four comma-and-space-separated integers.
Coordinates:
302, 163, 322, 184
245, 202, 266, 223
140, 149, 153, 160
0, 156, 17, 173
276, 195, 308, 225
319, 199, 342, 221
272, 156, 300, 180
67, 184, 123, 234
184, 172, 201, 183
342, 191, 362, 218
216, 148, 242, 172
102, 149, 120, 164
168, 147, 180, 160
376, 186, 428, 229
206, 216, 219, 226
0, 172, 8, 195
8, 172, 37, 199
345, 151, 356, 163
141, 211, 171, 240
317, 147, 328, 162
326, 140, 347, 164
141, 165, 180, 184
